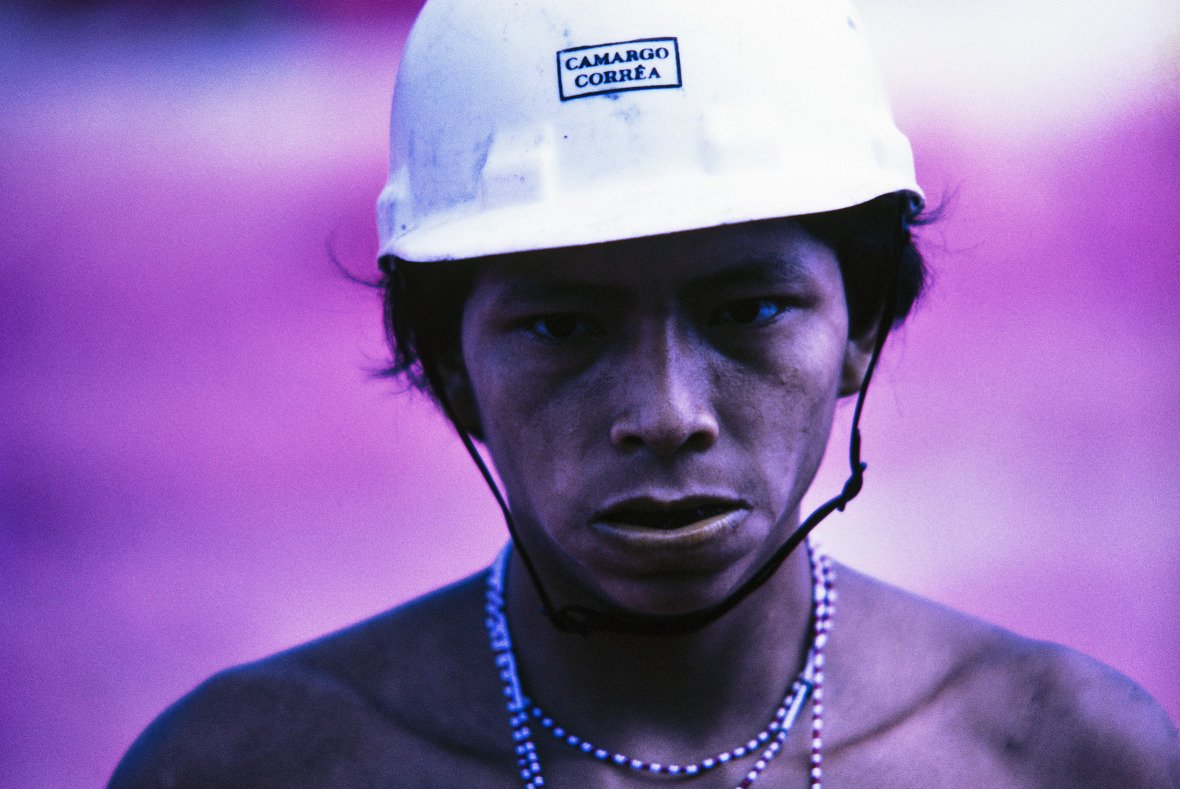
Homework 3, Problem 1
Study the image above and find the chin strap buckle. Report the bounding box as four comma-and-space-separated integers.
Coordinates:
836, 461, 866, 512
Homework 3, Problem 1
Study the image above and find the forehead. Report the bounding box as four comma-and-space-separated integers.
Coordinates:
469, 218, 839, 296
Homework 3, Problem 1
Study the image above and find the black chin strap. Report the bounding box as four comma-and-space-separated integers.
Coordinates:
424, 285, 897, 638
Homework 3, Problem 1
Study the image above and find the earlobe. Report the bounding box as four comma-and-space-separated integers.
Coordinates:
839, 323, 881, 398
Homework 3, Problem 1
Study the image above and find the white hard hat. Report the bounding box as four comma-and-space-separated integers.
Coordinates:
377, 0, 923, 263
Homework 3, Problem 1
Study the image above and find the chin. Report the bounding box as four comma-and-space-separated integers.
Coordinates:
569, 529, 770, 615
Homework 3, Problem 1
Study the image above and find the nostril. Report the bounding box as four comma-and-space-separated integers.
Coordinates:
684, 428, 718, 453
611, 431, 646, 452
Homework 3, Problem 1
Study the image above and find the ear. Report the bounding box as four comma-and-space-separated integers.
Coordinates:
436, 358, 486, 442
839, 319, 882, 398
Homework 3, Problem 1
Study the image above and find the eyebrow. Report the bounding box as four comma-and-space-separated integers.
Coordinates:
685, 258, 812, 293
489, 276, 627, 303
488, 254, 812, 304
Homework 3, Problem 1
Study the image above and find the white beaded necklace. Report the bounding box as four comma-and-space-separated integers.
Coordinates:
484, 540, 834, 789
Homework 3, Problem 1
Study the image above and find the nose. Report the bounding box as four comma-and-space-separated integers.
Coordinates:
608, 320, 720, 458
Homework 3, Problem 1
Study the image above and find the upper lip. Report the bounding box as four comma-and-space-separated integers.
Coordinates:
593, 494, 748, 524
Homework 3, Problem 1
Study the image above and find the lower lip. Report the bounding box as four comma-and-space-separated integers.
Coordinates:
590, 508, 749, 550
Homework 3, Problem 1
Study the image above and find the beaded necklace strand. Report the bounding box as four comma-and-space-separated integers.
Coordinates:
484, 540, 835, 789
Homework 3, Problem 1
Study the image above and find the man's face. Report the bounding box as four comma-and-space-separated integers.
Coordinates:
453, 219, 869, 615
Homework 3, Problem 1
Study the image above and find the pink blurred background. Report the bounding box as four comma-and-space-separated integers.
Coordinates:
1, 1, 1177, 786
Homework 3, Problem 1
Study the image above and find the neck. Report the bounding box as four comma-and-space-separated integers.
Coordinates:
502, 541, 815, 755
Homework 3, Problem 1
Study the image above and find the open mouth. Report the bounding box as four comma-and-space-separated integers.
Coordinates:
601, 502, 738, 531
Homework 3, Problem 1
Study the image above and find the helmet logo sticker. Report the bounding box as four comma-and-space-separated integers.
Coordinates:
557, 38, 682, 101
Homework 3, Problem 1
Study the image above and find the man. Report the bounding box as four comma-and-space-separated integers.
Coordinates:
109, 0, 1179, 786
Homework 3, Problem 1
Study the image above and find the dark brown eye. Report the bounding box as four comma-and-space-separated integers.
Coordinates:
530, 314, 598, 340
715, 298, 785, 326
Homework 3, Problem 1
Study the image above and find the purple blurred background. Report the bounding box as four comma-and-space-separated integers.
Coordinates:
1, 1, 1177, 786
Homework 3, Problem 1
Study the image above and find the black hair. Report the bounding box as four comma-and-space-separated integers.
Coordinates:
376, 190, 931, 403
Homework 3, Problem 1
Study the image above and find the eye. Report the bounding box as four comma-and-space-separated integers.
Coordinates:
713, 298, 788, 327
526, 314, 601, 341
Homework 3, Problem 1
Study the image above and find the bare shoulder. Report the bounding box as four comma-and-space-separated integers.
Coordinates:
829, 563, 1180, 788
1003, 637, 1180, 787
108, 571, 515, 788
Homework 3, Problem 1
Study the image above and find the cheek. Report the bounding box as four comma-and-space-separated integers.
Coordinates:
783, 324, 848, 483
465, 348, 607, 519
715, 322, 846, 484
